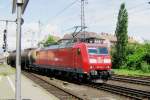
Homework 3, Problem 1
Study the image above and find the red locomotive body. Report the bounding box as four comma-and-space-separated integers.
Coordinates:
33, 42, 112, 81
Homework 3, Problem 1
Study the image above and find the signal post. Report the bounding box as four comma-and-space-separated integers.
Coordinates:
0, 20, 15, 64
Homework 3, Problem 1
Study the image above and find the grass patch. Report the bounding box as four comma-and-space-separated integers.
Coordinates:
0, 64, 15, 76
113, 69, 150, 76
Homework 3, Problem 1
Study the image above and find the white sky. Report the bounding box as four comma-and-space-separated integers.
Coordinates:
0, 0, 150, 51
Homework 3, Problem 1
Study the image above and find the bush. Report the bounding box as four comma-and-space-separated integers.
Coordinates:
141, 61, 150, 73
111, 42, 150, 73
126, 44, 146, 69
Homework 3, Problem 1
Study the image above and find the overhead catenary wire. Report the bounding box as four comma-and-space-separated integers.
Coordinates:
46, 0, 150, 37
61, 0, 88, 34
87, 1, 150, 27
57, 0, 150, 35
50, 0, 79, 22
45, 0, 80, 35
47, 0, 86, 35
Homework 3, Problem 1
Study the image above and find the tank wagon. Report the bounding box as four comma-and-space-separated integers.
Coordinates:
7, 48, 36, 68
8, 41, 112, 82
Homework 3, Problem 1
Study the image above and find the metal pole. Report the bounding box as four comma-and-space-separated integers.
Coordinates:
81, 0, 83, 32
81, 0, 86, 39
16, 1, 22, 100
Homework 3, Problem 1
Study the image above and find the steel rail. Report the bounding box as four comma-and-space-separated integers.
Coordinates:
86, 83, 150, 100
113, 74, 150, 80
111, 75, 150, 86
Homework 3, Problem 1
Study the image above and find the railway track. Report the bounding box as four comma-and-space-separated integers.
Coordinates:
111, 75, 150, 86
23, 71, 87, 100
85, 83, 150, 100
22, 70, 150, 100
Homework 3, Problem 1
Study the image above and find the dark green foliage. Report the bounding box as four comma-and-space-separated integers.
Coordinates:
143, 42, 150, 64
114, 3, 128, 68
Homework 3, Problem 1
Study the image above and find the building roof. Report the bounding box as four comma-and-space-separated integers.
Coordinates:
63, 32, 137, 43
63, 32, 98, 39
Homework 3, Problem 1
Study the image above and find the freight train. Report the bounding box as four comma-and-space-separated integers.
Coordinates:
7, 39, 112, 82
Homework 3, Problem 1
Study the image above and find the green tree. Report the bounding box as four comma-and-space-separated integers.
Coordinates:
43, 35, 57, 47
126, 43, 150, 72
113, 3, 128, 68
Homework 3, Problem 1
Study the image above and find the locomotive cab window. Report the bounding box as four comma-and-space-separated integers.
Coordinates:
88, 48, 97, 54
88, 47, 108, 55
98, 47, 108, 54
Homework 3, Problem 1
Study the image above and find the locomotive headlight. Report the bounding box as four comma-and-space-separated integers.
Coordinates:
107, 66, 110, 68
104, 59, 111, 63
89, 58, 97, 63
90, 66, 94, 69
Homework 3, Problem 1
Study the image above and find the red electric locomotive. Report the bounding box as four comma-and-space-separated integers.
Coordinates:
33, 40, 112, 82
